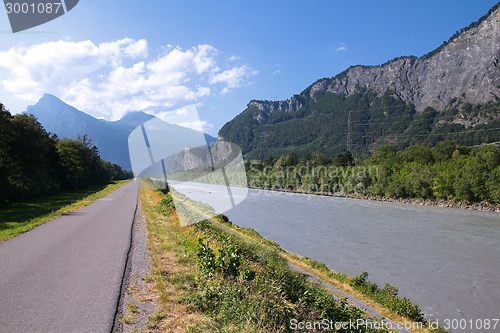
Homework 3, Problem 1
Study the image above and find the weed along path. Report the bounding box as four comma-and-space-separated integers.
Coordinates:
0, 180, 139, 333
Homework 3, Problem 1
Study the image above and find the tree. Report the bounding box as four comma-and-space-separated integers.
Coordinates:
303, 150, 311, 161
57, 138, 110, 189
311, 151, 329, 166
333, 151, 353, 167
286, 152, 298, 167
0, 101, 132, 206
263, 155, 274, 168
0, 104, 13, 204
402, 145, 433, 165
433, 141, 457, 162
6, 114, 61, 201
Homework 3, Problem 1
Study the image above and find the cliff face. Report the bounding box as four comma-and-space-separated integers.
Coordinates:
169, 138, 241, 172
250, 3, 500, 114
248, 98, 304, 115
247, 98, 305, 122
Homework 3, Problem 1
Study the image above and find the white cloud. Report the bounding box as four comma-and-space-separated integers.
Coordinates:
0, 39, 256, 119
153, 108, 214, 133
272, 69, 280, 76
336, 43, 347, 52
174, 120, 214, 133
210, 65, 258, 94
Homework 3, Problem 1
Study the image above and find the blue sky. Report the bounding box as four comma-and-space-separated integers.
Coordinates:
0, 0, 498, 136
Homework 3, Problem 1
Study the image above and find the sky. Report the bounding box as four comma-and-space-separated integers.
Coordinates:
0, 0, 499, 136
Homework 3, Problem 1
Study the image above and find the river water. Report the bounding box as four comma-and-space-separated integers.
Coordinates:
170, 182, 500, 331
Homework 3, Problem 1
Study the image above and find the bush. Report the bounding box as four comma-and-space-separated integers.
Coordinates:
155, 195, 176, 215
350, 271, 425, 323
213, 213, 231, 225
191, 222, 377, 332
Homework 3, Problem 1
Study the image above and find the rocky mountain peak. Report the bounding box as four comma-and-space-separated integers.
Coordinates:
248, 97, 305, 116
250, 2, 500, 116
316, 3, 500, 111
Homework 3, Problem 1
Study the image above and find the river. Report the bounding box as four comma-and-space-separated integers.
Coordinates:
170, 182, 500, 331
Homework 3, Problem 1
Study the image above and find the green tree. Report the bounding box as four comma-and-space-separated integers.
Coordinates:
263, 155, 274, 168
0, 101, 131, 206
333, 151, 353, 167
433, 140, 457, 162
402, 145, 433, 165
432, 167, 455, 199
303, 149, 311, 161
285, 152, 298, 167
6, 114, 61, 201
0, 104, 13, 205
57, 138, 110, 189
311, 151, 329, 166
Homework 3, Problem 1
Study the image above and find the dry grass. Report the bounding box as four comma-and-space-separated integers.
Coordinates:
139, 184, 219, 333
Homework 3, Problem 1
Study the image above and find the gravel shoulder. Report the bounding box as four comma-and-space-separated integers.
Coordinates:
113, 201, 158, 333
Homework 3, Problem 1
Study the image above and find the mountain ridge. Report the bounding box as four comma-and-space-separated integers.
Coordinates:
243, 2, 500, 117
24, 94, 216, 170
219, 2, 500, 160
26, 94, 131, 168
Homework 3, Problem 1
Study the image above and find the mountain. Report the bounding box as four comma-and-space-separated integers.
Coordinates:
219, 2, 500, 160
105, 111, 155, 131
25, 94, 216, 170
25, 94, 132, 168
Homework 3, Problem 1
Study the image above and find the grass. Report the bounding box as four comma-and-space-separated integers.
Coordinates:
120, 300, 139, 325
197, 207, 445, 333
139, 185, 218, 332
127, 301, 138, 314
141, 180, 448, 333
120, 315, 134, 325
0, 179, 133, 242
140, 183, 378, 332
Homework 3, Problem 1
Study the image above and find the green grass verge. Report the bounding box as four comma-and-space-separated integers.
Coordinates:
145, 181, 446, 333
143, 183, 384, 332
0, 179, 134, 242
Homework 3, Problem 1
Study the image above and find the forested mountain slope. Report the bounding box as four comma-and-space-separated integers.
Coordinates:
219, 2, 500, 160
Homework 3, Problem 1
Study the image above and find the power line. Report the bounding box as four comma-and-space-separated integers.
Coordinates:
347, 110, 352, 151
314, 124, 500, 138
352, 126, 500, 139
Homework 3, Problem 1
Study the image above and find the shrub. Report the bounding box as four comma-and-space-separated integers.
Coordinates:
155, 195, 176, 215
196, 237, 242, 279
350, 271, 425, 323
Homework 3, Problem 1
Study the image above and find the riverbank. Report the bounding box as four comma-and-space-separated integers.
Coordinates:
248, 186, 500, 213
138, 179, 445, 333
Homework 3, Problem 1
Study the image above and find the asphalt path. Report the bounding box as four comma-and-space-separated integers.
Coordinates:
0, 180, 139, 333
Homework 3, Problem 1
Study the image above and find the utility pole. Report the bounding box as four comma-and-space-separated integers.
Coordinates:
347, 110, 352, 152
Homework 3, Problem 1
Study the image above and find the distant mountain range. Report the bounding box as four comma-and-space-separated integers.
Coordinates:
219, 2, 500, 160
24, 3, 500, 165
25, 94, 216, 170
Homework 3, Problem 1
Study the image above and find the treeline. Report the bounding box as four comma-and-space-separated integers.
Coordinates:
0, 103, 133, 206
247, 141, 500, 204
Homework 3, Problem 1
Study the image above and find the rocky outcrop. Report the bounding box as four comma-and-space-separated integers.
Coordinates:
252, 3, 500, 114
169, 138, 241, 172
248, 96, 304, 116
